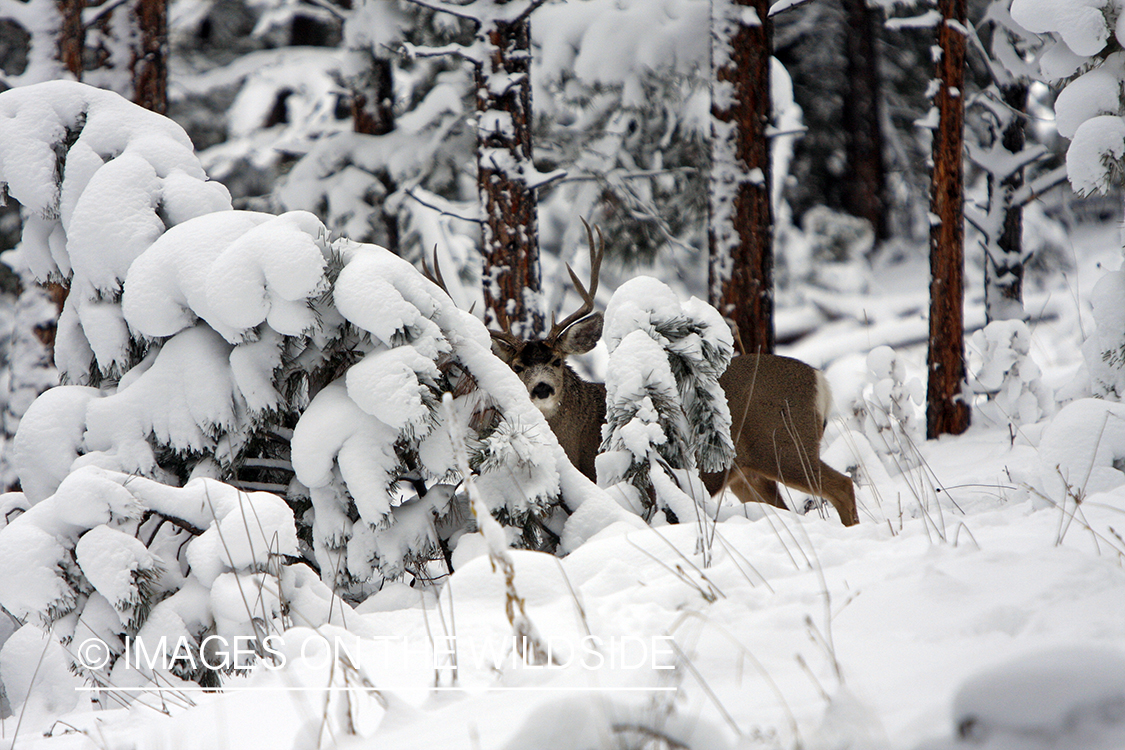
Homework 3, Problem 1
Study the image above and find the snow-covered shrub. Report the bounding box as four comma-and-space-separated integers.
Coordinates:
0, 80, 233, 385
968, 319, 1053, 428
1010, 2, 1125, 403
12, 207, 571, 590
1037, 398, 1125, 506
803, 205, 876, 264
1083, 270, 1125, 400
0, 81, 580, 601
0, 466, 309, 688
598, 277, 734, 521
848, 346, 924, 472
288, 241, 567, 583
1009, 1, 1125, 198
0, 219, 582, 690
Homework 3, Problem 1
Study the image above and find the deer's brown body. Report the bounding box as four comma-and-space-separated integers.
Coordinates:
536, 352, 857, 526
548, 368, 607, 483
431, 222, 859, 526
701, 353, 858, 526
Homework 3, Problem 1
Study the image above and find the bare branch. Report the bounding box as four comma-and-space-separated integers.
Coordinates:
303, 0, 349, 21
1013, 164, 1068, 207
405, 187, 484, 224
557, 167, 698, 184
401, 0, 481, 23
81, 0, 129, 26
963, 204, 988, 236
511, 0, 552, 23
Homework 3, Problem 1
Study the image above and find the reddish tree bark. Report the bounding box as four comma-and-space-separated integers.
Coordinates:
477, 12, 542, 338
926, 0, 971, 439
708, 0, 774, 355
131, 0, 167, 114
57, 0, 85, 78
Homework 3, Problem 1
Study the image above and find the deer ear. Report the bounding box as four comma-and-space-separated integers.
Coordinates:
491, 337, 517, 363
558, 312, 603, 355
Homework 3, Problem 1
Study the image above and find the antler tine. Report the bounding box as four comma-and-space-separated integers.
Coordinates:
421, 246, 450, 297
419, 247, 518, 350
489, 305, 521, 347
548, 218, 605, 342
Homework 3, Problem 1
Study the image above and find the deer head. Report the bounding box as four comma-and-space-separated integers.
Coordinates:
421, 223, 858, 525
488, 220, 605, 419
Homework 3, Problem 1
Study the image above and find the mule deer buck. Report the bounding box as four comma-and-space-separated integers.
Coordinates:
434, 226, 859, 526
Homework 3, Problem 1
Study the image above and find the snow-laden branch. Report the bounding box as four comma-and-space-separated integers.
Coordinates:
1011, 164, 1068, 207
403, 0, 552, 25
885, 10, 941, 30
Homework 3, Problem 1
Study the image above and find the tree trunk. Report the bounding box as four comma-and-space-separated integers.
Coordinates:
131, 0, 167, 114
477, 12, 542, 338
984, 81, 1028, 322
926, 0, 971, 439
352, 56, 395, 137
352, 55, 400, 253
840, 0, 888, 242
45, 0, 86, 361
709, 0, 774, 355
57, 0, 85, 78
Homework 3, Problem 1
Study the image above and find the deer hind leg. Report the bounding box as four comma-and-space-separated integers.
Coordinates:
724, 468, 787, 511
773, 460, 858, 527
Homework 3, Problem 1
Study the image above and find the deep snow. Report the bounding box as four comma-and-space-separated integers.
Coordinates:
1, 219, 1123, 749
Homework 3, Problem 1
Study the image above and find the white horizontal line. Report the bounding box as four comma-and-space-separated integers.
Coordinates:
76, 686, 678, 693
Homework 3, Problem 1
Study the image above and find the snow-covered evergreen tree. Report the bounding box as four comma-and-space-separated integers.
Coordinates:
0, 80, 645, 688
1010, 0, 1125, 400
0, 466, 322, 687
0, 81, 233, 385
968, 319, 1053, 428
532, 0, 711, 268
599, 277, 734, 523
965, 2, 1055, 323
0, 79, 604, 601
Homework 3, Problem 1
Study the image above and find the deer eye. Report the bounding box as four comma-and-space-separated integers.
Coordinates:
512, 365, 524, 374
551, 358, 562, 367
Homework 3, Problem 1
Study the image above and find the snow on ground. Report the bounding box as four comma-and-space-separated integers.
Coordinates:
2, 223, 1124, 749
4, 464, 1122, 750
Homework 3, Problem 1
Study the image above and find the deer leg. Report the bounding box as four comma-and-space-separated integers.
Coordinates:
725, 468, 787, 511
772, 461, 858, 527
821, 463, 858, 526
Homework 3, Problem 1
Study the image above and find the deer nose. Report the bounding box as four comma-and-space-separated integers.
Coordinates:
530, 382, 555, 400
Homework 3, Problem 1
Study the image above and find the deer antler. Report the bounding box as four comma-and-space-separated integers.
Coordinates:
424, 246, 519, 348
547, 218, 604, 344
488, 305, 521, 349
423, 246, 480, 319
421, 246, 449, 295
